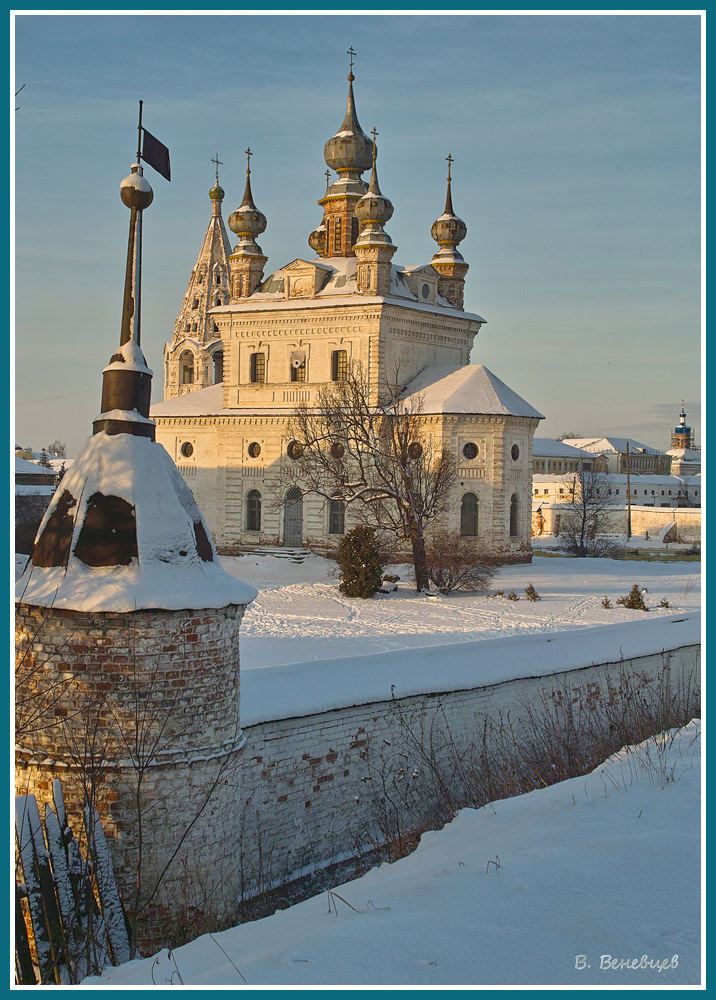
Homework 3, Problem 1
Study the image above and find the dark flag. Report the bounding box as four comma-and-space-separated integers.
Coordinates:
141, 129, 171, 181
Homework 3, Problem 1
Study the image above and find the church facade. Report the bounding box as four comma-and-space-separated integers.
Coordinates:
153, 68, 543, 562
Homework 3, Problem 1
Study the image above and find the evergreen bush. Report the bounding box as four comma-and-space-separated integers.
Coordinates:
524, 584, 541, 602
336, 525, 384, 598
616, 584, 650, 611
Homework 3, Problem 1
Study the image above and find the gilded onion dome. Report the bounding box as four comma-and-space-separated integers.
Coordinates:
354, 130, 394, 245
209, 181, 225, 202
228, 148, 267, 248
431, 154, 467, 259
324, 70, 373, 180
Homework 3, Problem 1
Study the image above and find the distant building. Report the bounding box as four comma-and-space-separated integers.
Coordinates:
666, 403, 701, 476
533, 472, 700, 509
566, 437, 671, 476
532, 438, 594, 475
14, 456, 56, 488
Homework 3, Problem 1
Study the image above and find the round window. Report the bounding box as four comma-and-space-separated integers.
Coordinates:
408, 442, 424, 460
331, 442, 345, 459
248, 442, 261, 458
511, 444, 520, 461
462, 442, 479, 460
421, 283, 430, 300
180, 442, 194, 458
287, 440, 304, 460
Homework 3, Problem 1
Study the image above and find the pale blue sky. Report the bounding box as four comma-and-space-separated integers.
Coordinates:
13, 12, 702, 457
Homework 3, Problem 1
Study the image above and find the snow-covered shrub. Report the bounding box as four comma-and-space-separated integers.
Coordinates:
616, 584, 650, 611
659, 598, 672, 609
506, 590, 519, 601
424, 531, 500, 594
524, 584, 541, 602
601, 596, 613, 608
336, 525, 384, 598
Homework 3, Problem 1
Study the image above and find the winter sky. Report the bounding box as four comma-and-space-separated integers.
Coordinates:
12, 12, 702, 458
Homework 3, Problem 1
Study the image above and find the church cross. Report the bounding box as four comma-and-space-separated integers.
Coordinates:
347, 45, 356, 73
211, 153, 223, 184
446, 153, 454, 183
245, 147, 252, 174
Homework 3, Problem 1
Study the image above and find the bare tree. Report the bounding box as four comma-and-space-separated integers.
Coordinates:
47, 441, 67, 458
285, 362, 455, 592
557, 470, 620, 556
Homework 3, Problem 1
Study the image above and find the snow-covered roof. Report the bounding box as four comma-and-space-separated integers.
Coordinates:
399, 365, 544, 418
16, 432, 257, 613
151, 383, 226, 417
533, 472, 699, 488
666, 447, 701, 461
532, 438, 593, 458
15, 456, 51, 475
568, 437, 666, 456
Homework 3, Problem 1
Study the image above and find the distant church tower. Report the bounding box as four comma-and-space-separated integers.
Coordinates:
16, 155, 256, 948
164, 156, 232, 399
671, 401, 695, 450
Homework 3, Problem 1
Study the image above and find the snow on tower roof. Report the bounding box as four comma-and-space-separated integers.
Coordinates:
399, 365, 544, 418
16, 432, 257, 612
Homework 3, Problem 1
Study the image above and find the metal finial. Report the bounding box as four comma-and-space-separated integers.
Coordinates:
347, 45, 356, 81
211, 152, 223, 184
245, 147, 252, 175
446, 153, 454, 184
325, 168, 331, 191
371, 126, 378, 164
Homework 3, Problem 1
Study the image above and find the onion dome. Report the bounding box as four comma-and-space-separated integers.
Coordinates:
308, 222, 326, 254
209, 152, 225, 201
431, 154, 467, 259
324, 70, 373, 178
354, 129, 394, 245
228, 147, 267, 248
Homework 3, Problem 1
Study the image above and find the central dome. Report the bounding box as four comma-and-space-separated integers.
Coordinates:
324, 75, 373, 175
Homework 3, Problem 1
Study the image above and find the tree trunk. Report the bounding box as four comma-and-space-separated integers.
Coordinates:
409, 521, 430, 592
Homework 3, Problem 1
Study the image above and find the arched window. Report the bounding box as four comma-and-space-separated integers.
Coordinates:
332, 349, 348, 382
460, 492, 479, 536
291, 358, 306, 383
179, 350, 194, 385
192, 298, 199, 310
509, 493, 519, 537
351, 216, 359, 249
215, 295, 222, 307
328, 498, 345, 535
215, 272, 221, 285
250, 352, 266, 383
213, 351, 224, 384
334, 216, 342, 254
246, 490, 261, 532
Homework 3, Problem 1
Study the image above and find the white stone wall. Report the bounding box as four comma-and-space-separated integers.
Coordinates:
230, 642, 699, 903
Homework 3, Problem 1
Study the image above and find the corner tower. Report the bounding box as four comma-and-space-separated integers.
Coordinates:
16, 150, 257, 949
430, 154, 469, 310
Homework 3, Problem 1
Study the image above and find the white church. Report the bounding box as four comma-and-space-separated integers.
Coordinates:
152, 65, 544, 561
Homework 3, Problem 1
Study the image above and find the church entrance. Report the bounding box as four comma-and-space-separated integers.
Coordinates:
283, 487, 303, 547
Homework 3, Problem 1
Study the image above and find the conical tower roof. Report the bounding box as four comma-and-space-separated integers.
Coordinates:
17, 159, 256, 613
172, 157, 232, 345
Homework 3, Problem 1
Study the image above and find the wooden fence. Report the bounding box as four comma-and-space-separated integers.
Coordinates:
15, 779, 130, 984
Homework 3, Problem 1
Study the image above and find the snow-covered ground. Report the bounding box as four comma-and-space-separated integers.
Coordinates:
86, 721, 702, 987
224, 550, 701, 670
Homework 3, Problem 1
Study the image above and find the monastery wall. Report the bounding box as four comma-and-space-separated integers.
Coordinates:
532, 504, 701, 544
229, 639, 699, 907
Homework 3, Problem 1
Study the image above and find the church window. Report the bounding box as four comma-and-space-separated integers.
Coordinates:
192, 323, 198, 333
215, 273, 221, 285
334, 217, 342, 254
213, 322, 219, 333
422, 283, 430, 300
287, 440, 304, 460
328, 498, 345, 535
180, 442, 194, 458
250, 352, 266, 383
192, 298, 199, 310
330, 442, 345, 459
408, 442, 423, 460
351, 217, 359, 248
509, 494, 519, 536
197, 274, 204, 284
460, 493, 479, 536
462, 442, 478, 460
291, 358, 307, 383
184, 322, 190, 332
179, 351, 194, 384
332, 350, 348, 382
245, 490, 261, 532
248, 442, 261, 458
511, 444, 520, 461
215, 295, 222, 306
213, 351, 224, 384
